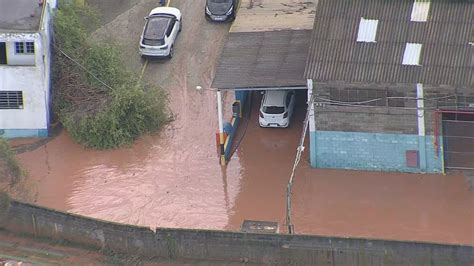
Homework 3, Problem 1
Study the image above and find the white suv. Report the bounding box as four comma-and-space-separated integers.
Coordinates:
259, 90, 295, 128
139, 7, 182, 58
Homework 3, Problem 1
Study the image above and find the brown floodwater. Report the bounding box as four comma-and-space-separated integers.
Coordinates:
17, 89, 242, 230
12, 0, 474, 246
15, 90, 474, 246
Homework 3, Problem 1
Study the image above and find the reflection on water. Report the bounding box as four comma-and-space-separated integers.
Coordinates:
66, 133, 243, 229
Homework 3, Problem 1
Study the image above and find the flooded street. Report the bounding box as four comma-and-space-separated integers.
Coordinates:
19, 126, 242, 230
13, 0, 474, 246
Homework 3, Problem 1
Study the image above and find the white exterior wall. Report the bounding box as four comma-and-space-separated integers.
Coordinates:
0, 3, 53, 138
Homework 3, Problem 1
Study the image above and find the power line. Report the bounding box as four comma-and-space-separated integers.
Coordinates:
53, 44, 114, 91
315, 94, 457, 106
285, 92, 316, 234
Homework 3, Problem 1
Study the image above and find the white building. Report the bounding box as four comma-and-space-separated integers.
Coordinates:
0, 0, 56, 138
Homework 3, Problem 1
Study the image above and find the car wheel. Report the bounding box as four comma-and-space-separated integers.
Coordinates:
168, 46, 174, 59
179, 21, 182, 33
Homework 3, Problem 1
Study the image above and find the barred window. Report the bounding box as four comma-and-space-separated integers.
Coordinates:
14, 42, 35, 54
26, 42, 35, 53
15, 42, 24, 53
0, 91, 24, 109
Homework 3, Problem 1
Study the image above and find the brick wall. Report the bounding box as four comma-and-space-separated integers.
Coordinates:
2, 200, 472, 265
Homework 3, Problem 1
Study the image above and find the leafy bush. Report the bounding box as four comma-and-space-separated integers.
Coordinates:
0, 139, 23, 184
53, 1, 168, 149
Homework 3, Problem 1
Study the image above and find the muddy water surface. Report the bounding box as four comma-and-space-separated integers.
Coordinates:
17, 89, 474, 245
13, 0, 474, 246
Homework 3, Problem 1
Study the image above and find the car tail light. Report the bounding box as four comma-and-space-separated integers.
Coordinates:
283, 112, 288, 118
259, 111, 264, 118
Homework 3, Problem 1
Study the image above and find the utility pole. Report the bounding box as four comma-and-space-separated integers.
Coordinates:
217, 90, 226, 165
285, 85, 315, 235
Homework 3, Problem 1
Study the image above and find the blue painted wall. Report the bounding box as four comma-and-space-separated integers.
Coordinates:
310, 131, 443, 173
223, 91, 250, 161
1, 129, 48, 138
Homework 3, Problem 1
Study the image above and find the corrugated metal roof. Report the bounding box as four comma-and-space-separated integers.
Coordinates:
304, 0, 473, 87
211, 30, 311, 89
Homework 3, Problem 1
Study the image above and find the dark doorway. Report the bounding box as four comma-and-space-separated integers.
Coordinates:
442, 112, 474, 170
0, 42, 6, 64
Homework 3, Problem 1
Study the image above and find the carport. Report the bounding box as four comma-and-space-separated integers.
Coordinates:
211, 0, 316, 164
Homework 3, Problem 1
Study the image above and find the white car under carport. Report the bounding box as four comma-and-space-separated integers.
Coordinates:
259, 90, 295, 128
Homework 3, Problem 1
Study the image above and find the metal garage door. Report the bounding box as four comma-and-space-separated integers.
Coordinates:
442, 112, 474, 170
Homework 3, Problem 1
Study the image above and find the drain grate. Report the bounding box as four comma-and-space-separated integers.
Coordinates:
240, 220, 279, 234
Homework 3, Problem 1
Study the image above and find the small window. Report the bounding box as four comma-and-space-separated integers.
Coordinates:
0, 42, 6, 64
15, 42, 35, 54
26, 42, 35, 53
356, 18, 378, 43
0, 91, 24, 109
402, 43, 422, 65
15, 42, 24, 54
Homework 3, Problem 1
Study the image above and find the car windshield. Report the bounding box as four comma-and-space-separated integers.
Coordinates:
263, 106, 285, 114
209, 0, 229, 3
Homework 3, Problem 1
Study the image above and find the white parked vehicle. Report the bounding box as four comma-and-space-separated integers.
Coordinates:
139, 7, 182, 58
259, 90, 295, 128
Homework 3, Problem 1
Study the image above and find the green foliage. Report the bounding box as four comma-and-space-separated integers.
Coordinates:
0, 191, 10, 221
83, 43, 136, 89
53, 2, 98, 55
64, 85, 167, 149
53, 1, 168, 149
0, 139, 23, 183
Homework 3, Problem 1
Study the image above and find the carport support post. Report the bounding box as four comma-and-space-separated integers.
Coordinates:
417, 83, 427, 172
217, 90, 226, 165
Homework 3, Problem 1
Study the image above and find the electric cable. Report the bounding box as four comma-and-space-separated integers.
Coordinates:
53, 44, 114, 91
285, 92, 316, 234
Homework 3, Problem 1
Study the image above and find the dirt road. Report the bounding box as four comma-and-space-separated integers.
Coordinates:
13, 0, 474, 246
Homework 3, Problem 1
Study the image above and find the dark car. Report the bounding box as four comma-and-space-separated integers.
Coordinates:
205, 0, 236, 22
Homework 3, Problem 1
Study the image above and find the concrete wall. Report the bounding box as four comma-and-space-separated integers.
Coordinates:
2, 200, 473, 265
309, 81, 474, 173
0, 4, 53, 138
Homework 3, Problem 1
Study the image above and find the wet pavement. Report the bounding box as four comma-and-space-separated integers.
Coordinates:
12, 0, 474, 246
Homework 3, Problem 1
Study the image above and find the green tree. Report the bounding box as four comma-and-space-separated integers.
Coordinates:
53, 1, 168, 149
